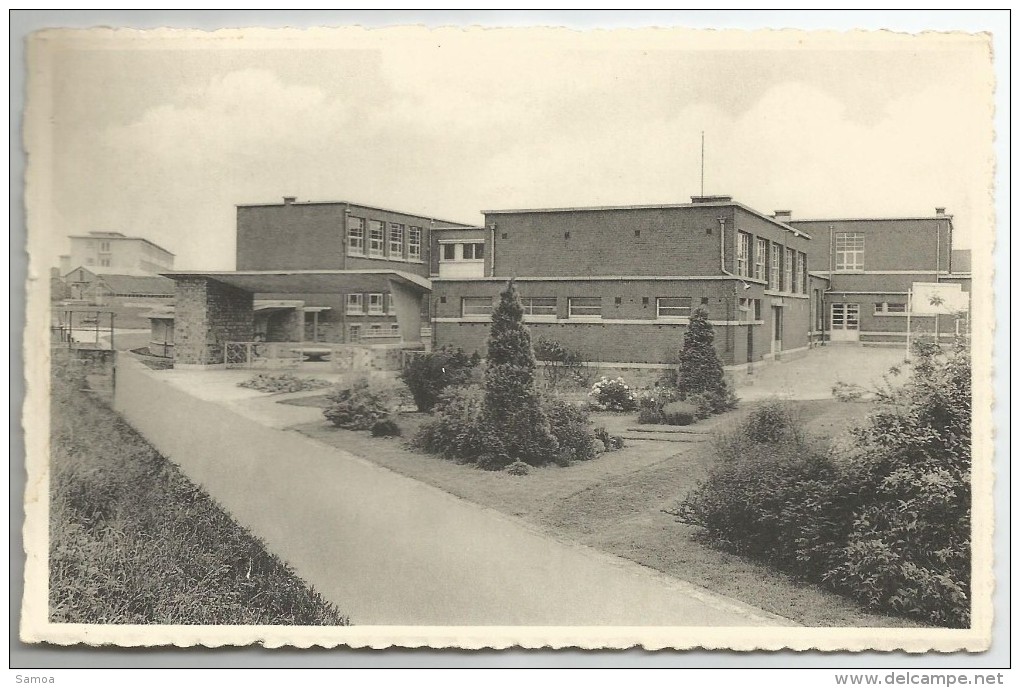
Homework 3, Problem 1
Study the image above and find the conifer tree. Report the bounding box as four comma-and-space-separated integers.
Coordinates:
481, 279, 558, 466
677, 307, 736, 412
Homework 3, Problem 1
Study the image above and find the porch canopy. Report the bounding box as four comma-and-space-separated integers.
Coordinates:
162, 269, 431, 366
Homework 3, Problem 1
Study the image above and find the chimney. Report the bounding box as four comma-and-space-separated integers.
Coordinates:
283, 196, 297, 206
773, 210, 792, 224
935, 207, 947, 216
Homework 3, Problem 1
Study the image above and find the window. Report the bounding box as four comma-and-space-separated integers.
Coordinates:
521, 297, 557, 317
100, 258, 110, 267
348, 324, 361, 343
345, 293, 363, 315
657, 297, 692, 319
835, 232, 865, 271
875, 302, 908, 314
736, 231, 751, 277
389, 223, 404, 257
347, 216, 365, 254
770, 243, 782, 291
99, 241, 111, 252
386, 293, 395, 314
408, 226, 422, 260
462, 297, 493, 317
390, 323, 400, 335
369, 324, 383, 336
368, 220, 385, 257
795, 252, 807, 294
442, 243, 456, 261
462, 243, 484, 260
755, 238, 767, 281
367, 293, 385, 315
784, 248, 795, 293
568, 297, 602, 319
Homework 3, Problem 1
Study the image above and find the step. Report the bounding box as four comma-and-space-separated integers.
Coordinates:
618, 432, 709, 443
625, 426, 711, 436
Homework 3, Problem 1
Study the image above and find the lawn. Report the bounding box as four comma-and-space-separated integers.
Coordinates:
49, 357, 349, 625
293, 395, 920, 627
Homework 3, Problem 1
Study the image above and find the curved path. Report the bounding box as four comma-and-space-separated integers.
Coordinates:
114, 358, 791, 627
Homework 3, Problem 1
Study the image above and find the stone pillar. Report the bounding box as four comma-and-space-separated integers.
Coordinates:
173, 277, 254, 367
387, 278, 424, 344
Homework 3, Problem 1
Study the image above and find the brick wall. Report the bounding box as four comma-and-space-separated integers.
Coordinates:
791, 217, 953, 275
173, 277, 253, 365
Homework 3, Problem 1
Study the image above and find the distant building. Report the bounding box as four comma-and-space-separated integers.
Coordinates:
63, 231, 174, 276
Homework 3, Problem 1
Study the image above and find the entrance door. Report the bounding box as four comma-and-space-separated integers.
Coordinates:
830, 303, 860, 342
771, 306, 783, 355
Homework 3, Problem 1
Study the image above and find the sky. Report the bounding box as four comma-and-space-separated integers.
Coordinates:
30, 26, 995, 271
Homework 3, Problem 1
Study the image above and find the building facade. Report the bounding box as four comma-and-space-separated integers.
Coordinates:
236, 197, 470, 345
62, 231, 174, 276
428, 196, 816, 368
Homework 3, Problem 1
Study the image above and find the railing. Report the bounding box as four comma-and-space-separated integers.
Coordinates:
224, 342, 302, 369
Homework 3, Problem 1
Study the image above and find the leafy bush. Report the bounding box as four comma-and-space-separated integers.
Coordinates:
660, 401, 699, 426
543, 396, 598, 462
399, 347, 480, 412
637, 407, 664, 425
533, 337, 595, 389
323, 379, 394, 430
589, 376, 637, 411
370, 418, 402, 437
505, 460, 531, 476
673, 342, 972, 627
832, 381, 866, 403
676, 308, 738, 414
412, 386, 494, 461
238, 373, 332, 394
593, 426, 625, 452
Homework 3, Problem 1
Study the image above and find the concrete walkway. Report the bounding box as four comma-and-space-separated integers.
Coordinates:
116, 358, 789, 627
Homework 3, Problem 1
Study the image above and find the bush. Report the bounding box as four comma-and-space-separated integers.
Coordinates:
637, 407, 664, 425
533, 337, 594, 389
589, 376, 637, 411
370, 418, 402, 437
400, 347, 480, 412
543, 396, 598, 462
322, 379, 394, 430
238, 373, 332, 394
412, 386, 493, 461
741, 400, 803, 444
593, 426, 625, 452
660, 401, 699, 426
832, 381, 866, 403
504, 460, 531, 476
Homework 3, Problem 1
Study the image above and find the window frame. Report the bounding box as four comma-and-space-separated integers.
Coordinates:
347, 216, 366, 255
656, 296, 692, 320
568, 296, 602, 320
462, 242, 485, 261
835, 232, 865, 272
784, 247, 795, 293
736, 231, 751, 277
521, 296, 557, 319
461, 297, 494, 318
770, 243, 782, 291
754, 237, 767, 281
345, 293, 364, 315
388, 223, 405, 258
367, 292, 385, 315
408, 226, 422, 261
795, 251, 807, 294
367, 220, 385, 257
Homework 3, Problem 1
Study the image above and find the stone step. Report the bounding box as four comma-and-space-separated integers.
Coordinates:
618, 432, 709, 443
625, 426, 711, 436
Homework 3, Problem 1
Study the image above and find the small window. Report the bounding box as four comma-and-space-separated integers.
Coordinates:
521, 297, 557, 317
345, 293, 364, 315
642, 297, 649, 306
701, 297, 709, 305
568, 297, 602, 319
369, 324, 383, 336
347, 217, 365, 255
368, 293, 385, 315
634, 230, 641, 238
442, 244, 456, 261
614, 296, 622, 305
875, 302, 908, 314
462, 297, 493, 317
390, 323, 400, 334
100, 258, 110, 267
657, 297, 692, 319
463, 243, 485, 260
564, 231, 570, 239
501, 232, 508, 239
99, 241, 111, 252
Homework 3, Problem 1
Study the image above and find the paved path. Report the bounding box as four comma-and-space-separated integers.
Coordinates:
116, 358, 790, 627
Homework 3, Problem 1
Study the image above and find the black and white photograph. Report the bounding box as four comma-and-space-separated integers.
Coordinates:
18, 16, 998, 655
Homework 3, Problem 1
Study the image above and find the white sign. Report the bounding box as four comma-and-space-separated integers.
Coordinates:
912, 282, 969, 314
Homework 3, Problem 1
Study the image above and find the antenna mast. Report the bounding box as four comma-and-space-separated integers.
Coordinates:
700, 131, 705, 197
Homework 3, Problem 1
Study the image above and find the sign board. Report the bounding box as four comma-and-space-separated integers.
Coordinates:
911, 282, 969, 314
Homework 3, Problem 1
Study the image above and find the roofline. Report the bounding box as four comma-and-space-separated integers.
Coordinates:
482, 201, 810, 240
161, 268, 433, 291
235, 200, 473, 227
431, 225, 488, 231
789, 216, 954, 224
67, 235, 175, 255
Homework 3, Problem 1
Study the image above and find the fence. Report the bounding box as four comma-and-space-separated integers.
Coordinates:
224, 342, 302, 369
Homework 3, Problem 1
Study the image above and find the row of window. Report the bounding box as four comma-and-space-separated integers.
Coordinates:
874, 301, 907, 314
461, 296, 705, 320
345, 292, 395, 316
347, 217, 423, 261
736, 232, 808, 294
440, 242, 485, 261
348, 323, 400, 341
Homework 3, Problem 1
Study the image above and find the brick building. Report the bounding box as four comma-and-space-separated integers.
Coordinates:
429, 196, 816, 368
236, 197, 470, 345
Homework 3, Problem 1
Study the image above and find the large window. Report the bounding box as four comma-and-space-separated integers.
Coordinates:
736, 231, 751, 277
568, 297, 602, 319
521, 297, 557, 317
367, 293, 385, 315
657, 297, 692, 319
389, 223, 404, 258
408, 226, 422, 260
347, 217, 365, 255
784, 248, 795, 293
345, 293, 363, 315
795, 252, 807, 294
462, 297, 493, 317
368, 220, 385, 257
835, 232, 865, 271
770, 243, 782, 291
754, 238, 767, 281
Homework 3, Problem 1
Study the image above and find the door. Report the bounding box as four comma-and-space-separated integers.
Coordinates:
830, 303, 860, 342
771, 306, 783, 354
348, 324, 361, 343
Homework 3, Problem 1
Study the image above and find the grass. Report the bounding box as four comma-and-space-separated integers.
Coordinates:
293, 395, 919, 627
48, 356, 349, 625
